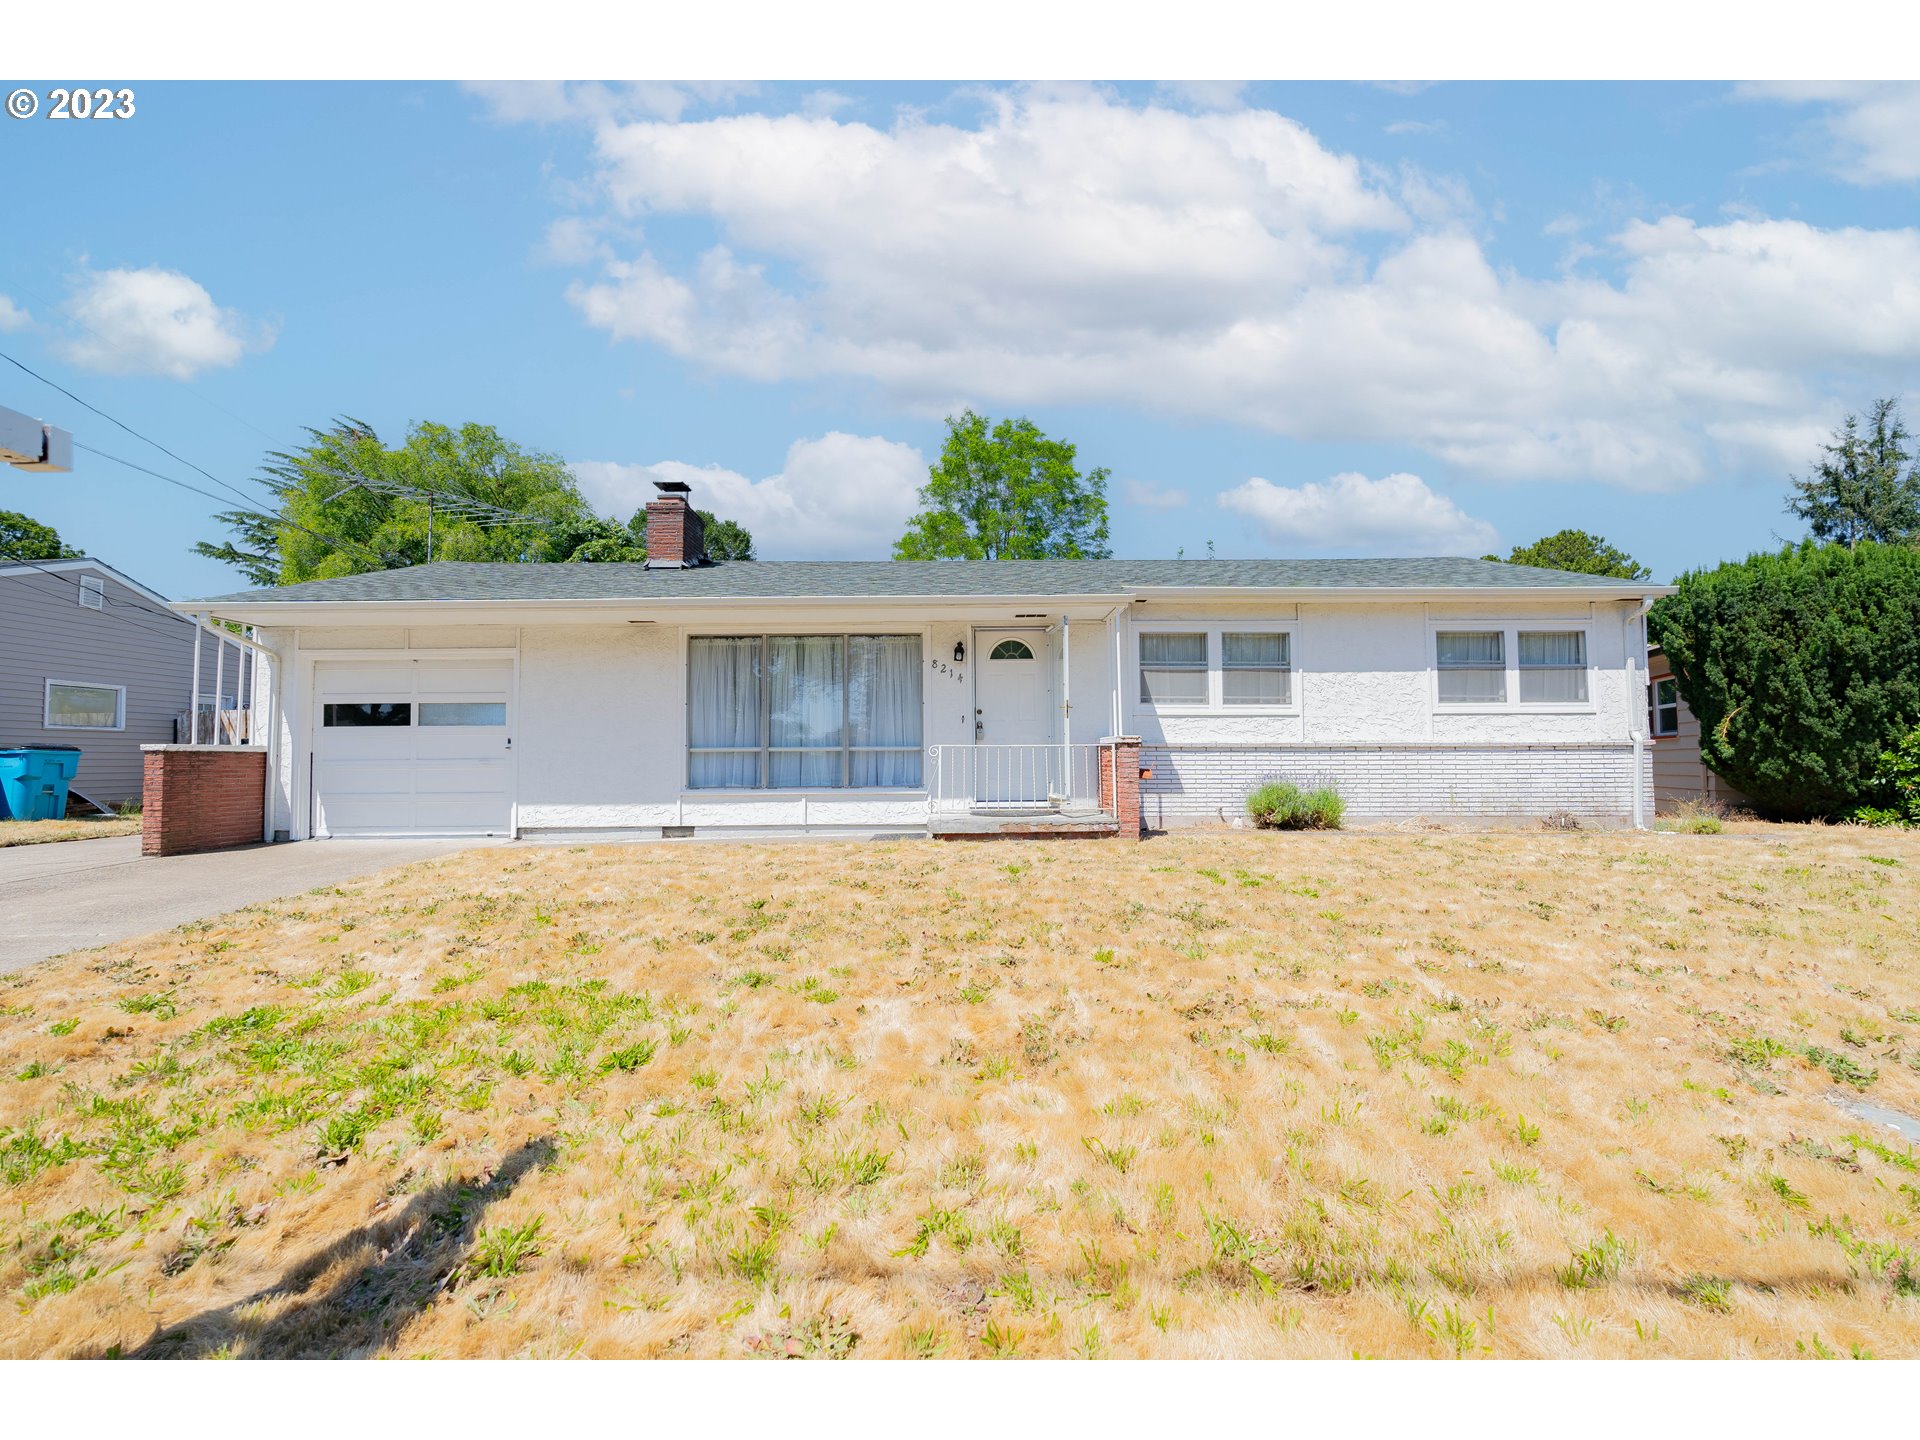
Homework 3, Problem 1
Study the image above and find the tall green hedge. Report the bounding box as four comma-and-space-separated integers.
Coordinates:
1649, 542, 1920, 819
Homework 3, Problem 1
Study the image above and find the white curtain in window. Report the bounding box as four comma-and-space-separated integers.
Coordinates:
1140, 631, 1208, 704
1436, 631, 1505, 703
849, 635, 923, 786
768, 636, 845, 787
688, 637, 761, 788
1519, 631, 1587, 702
1222, 632, 1291, 705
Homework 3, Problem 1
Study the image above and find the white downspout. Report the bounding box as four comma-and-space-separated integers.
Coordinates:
1625, 598, 1657, 830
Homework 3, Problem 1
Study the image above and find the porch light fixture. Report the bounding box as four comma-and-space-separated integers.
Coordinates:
953, 641, 966, 663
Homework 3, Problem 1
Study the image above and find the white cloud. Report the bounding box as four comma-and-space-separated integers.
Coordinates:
1384, 119, 1445, 136
1121, 479, 1188, 510
0, 295, 29, 331
529, 88, 1920, 492
1219, 472, 1498, 554
1739, 81, 1920, 185
57, 267, 268, 380
572, 432, 926, 560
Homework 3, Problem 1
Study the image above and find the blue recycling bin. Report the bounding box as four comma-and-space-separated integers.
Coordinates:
0, 745, 82, 821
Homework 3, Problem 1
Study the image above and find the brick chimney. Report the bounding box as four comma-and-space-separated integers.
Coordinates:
644, 479, 707, 568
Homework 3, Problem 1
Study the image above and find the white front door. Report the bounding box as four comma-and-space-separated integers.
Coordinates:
972, 631, 1055, 804
312, 658, 514, 836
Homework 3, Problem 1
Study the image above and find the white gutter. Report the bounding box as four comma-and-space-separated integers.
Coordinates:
175, 581, 1678, 627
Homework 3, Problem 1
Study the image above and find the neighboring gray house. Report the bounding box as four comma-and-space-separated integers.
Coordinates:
0, 557, 239, 810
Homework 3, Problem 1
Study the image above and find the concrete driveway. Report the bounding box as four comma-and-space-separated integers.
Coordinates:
0, 835, 488, 974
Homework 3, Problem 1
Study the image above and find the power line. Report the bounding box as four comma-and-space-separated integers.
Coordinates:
74, 442, 400, 569
0, 347, 271, 512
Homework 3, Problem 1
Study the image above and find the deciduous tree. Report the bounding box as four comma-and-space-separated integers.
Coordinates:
895, 411, 1111, 560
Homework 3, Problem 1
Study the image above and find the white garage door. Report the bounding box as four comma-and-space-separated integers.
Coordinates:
313, 658, 514, 837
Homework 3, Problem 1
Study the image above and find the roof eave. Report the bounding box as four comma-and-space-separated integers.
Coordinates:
1123, 583, 1678, 601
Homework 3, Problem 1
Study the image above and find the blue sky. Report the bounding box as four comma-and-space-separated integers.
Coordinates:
3, 79, 1918, 597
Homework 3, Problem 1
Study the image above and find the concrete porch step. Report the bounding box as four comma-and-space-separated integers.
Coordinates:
929, 808, 1120, 840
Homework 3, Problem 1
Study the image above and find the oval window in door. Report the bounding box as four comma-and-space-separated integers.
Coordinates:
989, 639, 1034, 660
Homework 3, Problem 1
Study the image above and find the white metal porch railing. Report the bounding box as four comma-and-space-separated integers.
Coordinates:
928, 743, 1106, 813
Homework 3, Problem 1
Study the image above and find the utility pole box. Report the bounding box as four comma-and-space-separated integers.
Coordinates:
0, 405, 73, 472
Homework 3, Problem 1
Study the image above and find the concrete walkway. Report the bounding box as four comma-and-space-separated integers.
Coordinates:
0, 835, 486, 974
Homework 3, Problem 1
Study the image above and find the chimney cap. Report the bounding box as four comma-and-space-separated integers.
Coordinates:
652, 479, 693, 496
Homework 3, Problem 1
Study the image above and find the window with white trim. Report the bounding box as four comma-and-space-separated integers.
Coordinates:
1436, 631, 1505, 704
1138, 632, 1208, 705
1518, 631, 1588, 702
45, 680, 125, 729
687, 634, 923, 790
1650, 678, 1680, 736
78, 575, 105, 610
1136, 624, 1296, 711
1222, 631, 1291, 705
1433, 624, 1594, 709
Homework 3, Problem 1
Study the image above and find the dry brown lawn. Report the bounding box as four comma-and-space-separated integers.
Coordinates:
2, 825, 1918, 1359
0, 817, 139, 847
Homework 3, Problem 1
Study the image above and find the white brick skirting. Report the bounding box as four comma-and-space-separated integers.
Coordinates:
1141, 742, 1649, 825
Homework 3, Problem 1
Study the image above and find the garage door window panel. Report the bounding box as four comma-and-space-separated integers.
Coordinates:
419, 702, 506, 726
323, 702, 413, 727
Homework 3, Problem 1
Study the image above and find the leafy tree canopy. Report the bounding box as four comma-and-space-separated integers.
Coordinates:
1648, 541, 1920, 819
196, 419, 753, 582
0, 509, 82, 562
1484, 529, 1651, 581
894, 410, 1111, 560
1786, 397, 1920, 549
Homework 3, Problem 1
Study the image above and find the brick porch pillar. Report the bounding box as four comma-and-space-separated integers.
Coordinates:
1098, 735, 1143, 840
141, 745, 268, 856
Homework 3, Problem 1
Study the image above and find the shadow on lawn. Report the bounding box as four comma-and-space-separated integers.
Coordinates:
113, 1136, 556, 1360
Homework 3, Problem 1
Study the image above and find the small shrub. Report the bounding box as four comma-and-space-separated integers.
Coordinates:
1542, 810, 1581, 831
1247, 781, 1345, 831
1659, 798, 1726, 834
1870, 726, 1920, 824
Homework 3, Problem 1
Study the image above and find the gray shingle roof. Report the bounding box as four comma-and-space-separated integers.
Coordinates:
185, 556, 1658, 607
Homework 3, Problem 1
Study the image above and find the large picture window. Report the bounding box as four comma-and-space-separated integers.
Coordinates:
688, 634, 923, 789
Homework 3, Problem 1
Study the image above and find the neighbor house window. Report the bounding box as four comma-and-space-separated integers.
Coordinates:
688, 634, 923, 789
78, 576, 105, 610
1518, 631, 1588, 702
1650, 678, 1680, 736
45, 680, 124, 729
1436, 631, 1506, 704
1222, 632, 1291, 705
1138, 632, 1209, 705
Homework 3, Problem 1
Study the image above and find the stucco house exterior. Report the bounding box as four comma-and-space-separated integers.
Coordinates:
1, 556, 239, 810
174, 483, 1673, 842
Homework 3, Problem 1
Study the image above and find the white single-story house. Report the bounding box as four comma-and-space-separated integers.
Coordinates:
174, 482, 1674, 841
